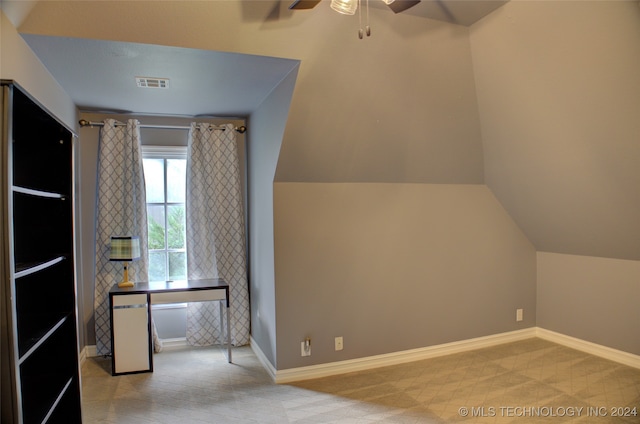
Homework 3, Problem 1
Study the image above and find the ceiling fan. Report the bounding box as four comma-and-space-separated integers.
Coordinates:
289, 0, 421, 38
289, 0, 421, 14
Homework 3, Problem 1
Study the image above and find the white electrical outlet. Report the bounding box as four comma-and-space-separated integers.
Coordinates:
516, 308, 523, 322
301, 339, 311, 356
335, 336, 343, 351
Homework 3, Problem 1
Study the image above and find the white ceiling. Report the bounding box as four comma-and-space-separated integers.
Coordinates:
22, 35, 300, 118
18, 0, 507, 118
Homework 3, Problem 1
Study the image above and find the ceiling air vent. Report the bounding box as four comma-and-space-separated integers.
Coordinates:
135, 77, 170, 89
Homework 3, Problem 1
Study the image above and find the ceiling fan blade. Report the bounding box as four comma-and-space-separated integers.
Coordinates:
386, 0, 421, 14
289, 0, 322, 10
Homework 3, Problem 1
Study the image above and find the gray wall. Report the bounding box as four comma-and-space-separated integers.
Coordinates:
274, 183, 536, 369
469, 1, 640, 356
537, 252, 640, 356
247, 67, 299, 367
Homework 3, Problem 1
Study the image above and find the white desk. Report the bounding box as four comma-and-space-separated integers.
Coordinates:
109, 279, 231, 376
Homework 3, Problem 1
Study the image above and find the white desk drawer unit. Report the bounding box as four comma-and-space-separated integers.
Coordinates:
151, 288, 226, 304
111, 293, 152, 375
113, 293, 148, 307
109, 279, 231, 376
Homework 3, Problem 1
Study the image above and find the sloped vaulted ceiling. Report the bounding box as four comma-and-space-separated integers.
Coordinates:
14, 0, 491, 184
8, 0, 640, 260
470, 1, 640, 260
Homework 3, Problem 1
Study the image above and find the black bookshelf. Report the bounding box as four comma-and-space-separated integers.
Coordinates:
1, 81, 82, 424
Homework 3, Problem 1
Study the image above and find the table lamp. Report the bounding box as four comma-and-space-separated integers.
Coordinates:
110, 236, 141, 288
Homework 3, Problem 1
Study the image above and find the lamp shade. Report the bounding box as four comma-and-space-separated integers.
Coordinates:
109, 236, 141, 261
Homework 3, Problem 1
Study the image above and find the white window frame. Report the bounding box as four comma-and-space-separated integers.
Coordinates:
142, 145, 188, 161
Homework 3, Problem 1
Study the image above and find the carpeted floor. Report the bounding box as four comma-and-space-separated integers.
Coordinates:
81, 338, 640, 423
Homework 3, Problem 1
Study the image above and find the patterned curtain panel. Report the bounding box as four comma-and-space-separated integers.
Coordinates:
94, 119, 150, 355
186, 123, 250, 346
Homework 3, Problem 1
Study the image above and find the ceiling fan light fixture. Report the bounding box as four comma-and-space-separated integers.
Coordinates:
381, 0, 395, 4
331, 0, 358, 15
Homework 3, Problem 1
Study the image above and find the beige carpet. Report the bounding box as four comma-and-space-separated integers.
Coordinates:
81, 338, 640, 423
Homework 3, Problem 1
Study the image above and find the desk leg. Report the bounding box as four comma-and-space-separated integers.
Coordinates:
220, 301, 232, 363
227, 305, 232, 363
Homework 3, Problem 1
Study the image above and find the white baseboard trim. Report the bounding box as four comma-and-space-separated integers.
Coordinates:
82, 328, 639, 383
273, 328, 537, 384
250, 336, 278, 381
536, 327, 640, 369
85, 344, 98, 358
159, 337, 189, 350
81, 337, 189, 362
80, 345, 98, 364
79, 346, 87, 365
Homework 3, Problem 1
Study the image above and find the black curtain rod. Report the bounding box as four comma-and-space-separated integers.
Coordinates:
78, 119, 247, 134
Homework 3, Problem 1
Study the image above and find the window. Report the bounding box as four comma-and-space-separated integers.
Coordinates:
142, 146, 187, 282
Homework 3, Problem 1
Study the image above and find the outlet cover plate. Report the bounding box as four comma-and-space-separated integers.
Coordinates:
301, 341, 311, 356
